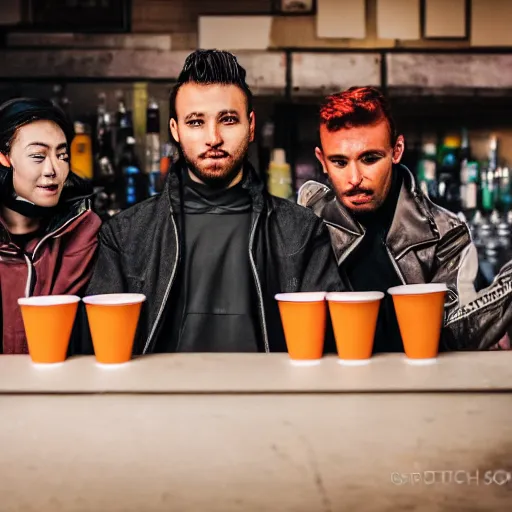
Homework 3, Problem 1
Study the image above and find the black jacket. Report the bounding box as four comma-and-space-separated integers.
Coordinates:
86, 162, 344, 353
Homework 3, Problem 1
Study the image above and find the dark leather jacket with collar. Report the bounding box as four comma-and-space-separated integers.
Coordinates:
85, 160, 344, 354
298, 164, 512, 350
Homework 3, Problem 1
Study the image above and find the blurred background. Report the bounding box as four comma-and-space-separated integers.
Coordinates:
2, 0, 512, 283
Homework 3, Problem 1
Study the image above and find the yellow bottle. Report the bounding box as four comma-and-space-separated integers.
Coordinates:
71, 122, 93, 180
133, 82, 148, 148
267, 148, 293, 199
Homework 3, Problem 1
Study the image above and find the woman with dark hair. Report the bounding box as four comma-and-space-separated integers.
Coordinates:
0, 97, 101, 354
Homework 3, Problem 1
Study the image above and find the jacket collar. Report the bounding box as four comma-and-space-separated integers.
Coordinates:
386, 165, 440, 258
309, 164, 440, 259
165, 158, 266, 214
0, 198, 91, 248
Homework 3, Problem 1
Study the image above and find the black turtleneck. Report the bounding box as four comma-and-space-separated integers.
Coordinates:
155, 171, 261, 353
344, 170, 404, 353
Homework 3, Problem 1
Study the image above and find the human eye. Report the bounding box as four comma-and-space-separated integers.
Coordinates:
330, 159, 347, 168
361, 153, 384, 165
29, 153, 45, 162
222, 115, 239, 125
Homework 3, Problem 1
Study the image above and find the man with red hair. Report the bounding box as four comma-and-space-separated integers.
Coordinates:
299, 86, 512, 351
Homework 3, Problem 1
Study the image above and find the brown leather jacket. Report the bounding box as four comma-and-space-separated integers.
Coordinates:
298, 164, 512, 350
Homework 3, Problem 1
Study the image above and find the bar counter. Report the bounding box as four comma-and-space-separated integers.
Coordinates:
1, 352, 512, 511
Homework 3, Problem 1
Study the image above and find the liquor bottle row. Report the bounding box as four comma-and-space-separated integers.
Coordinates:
416, 129, 510, 217
51, 86, 179, 217
414, 129, 512, 282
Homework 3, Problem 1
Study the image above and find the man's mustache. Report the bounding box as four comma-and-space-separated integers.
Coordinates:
345, 188, 372, 197
200, 150, 230, 159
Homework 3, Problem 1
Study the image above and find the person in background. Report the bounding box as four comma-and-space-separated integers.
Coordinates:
299, 86, 511, 351
86, 49, 343, 355
0, 98, 101, 355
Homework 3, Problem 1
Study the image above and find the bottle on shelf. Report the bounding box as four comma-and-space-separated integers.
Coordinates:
70, 121, 93, 180
480, 135, 499, 214
119, 136, 147, 209
94, 92, 116, 182
267, 148, 293, 200
145, 98, 161, 196
437, 134, 461, 212
497, 166, 512, 213
132, 82, 148, 151
459, 128, 480, 219
469, 210, 483, 247
416, 141, 437, 200
114, 91, 134, 168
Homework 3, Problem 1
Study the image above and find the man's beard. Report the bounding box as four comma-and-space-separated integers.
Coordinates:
182, 142, 249, 189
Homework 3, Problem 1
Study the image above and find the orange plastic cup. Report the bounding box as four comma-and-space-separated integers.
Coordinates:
388, 284, 447, 364
275, 292, 327, 365
326, 292, 384, 365
83, 294, 146, 365
18, 295, 80, 364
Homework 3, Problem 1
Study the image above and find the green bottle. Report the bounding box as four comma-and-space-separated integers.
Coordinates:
437, 135, 461, 211
499, 167, 512, 212
460, 128, 479, 212
417, 142, 437, 199
481, 135, 498, 213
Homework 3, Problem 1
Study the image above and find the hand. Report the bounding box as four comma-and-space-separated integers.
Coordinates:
489, 333, 511, 350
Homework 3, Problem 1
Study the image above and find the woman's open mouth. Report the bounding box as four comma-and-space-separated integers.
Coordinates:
37, 184, 59, 195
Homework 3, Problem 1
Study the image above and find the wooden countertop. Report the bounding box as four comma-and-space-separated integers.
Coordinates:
0, 352, 511, 394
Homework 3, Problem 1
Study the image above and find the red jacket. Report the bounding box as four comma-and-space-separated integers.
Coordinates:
0, 193, 101, 354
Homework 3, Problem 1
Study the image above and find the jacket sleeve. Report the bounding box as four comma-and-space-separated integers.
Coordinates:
299, 218, 347, 292
443, 259, 512, 350
85, 220, 127, 296
431, 223, 512, 350
430, 223, 478, 309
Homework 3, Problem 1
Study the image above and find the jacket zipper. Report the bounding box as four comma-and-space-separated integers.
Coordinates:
23, 254, 33, 298
143, 213, 180, 354
31, 211, 84, 261
22, 210, 84, 298
249, 213, 269, 353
